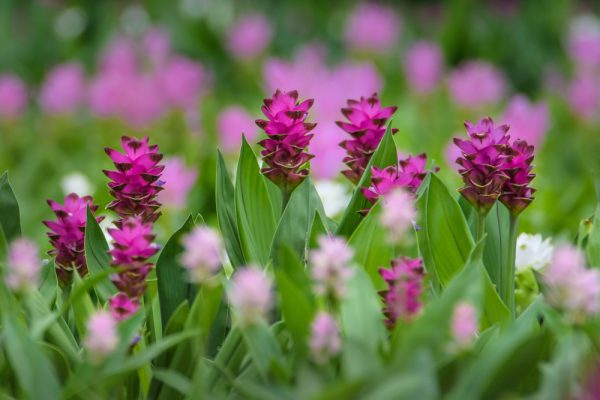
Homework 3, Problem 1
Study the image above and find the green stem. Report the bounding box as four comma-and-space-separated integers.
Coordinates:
476, 211, 486, 242
205, 328, 242, 391
502, 215, 519, 319
281, 189, 291, 211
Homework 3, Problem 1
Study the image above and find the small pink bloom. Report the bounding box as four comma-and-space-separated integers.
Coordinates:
501, 95, 549, 148
217, 106, 258, 153
403, 41, 443, 94
158, 158, 197, 209
5, 238, 41, 292
310, 235, 354, 300
0, 74, 27, 119
363, 154, 429, 204
158, 56, 207, 110
143, 27, 171, 68
180, 226, 223, 283
88, 71, 130, 117
100, 36, 138, 75
345, 3, 401, 53
227, 14, 272, 60
120, 75, 165, 127
85, 310, 119, 363
568, 16, 600, 71
309, 312, 342, 364
447, 61, 506, 108
380, 188, 416, 244
451, 302, 478, 348
228, 266, 273, 326
109, 293, 140, 321
444, 136, 463, 171
379, 257, 424, 327
39, 63, 86, 115
567, 73, 600, 121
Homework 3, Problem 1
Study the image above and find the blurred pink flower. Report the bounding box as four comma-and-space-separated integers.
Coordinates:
309, 312, 342, 364
310, 235, 354, 300
109, 292, 139, 321
568, 16, 600, 71
143, 27, 171, 68
380, 188, 416, 244
227, 14, 272, 60
88, 71, 131, 117
228, 266, 273, 326
444, 136, 463, 171
6, 238, 40, 292
345, 3, 401, 53
39, 62, 86, 115
451, 302, 478, 348
447, 61, 506, 108
403, 41, 443, 94
100, 36, 137, 75
85, 311, 118, 363
120, 75, 165, 127
158, 157, 197, 209
501, 95, 549, 148
181, 226, 223, 283
217, 106, 258, 152
158, 56, 207, 110
0, 74, 27, 119
567, 73, 600, 121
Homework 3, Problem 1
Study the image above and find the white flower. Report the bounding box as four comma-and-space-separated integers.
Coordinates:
515, 233, 553, 272
60, 172, 93, 196
314, 180, 350, 217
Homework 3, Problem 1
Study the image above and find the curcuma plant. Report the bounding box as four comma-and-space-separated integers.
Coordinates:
2, 90, 600, 400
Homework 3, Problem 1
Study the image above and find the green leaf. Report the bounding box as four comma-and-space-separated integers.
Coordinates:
71, 273, 96, 338
235, 136, 277, 265
3, 315, 60, 400
308, 210, 329, 249
587, 203, 600, 267
0, 224, 7, 260
270, 178, 326, 267
156, 215, 196, 330
337, 125, 397, 237
418, 174, 475, 286
84, 206, 116, 300
152, 369, 192, 396
216, 151, 245, 269
240, 323, 286, 382
348, 202, 394, 290
0, 171, 21, 240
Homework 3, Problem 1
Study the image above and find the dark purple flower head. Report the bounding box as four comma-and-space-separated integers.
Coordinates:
108, 216, 159, 298
109, 292, 140, 321
104, 136, 164, 223
454, 117, 510, 214
337, 93, 398, 183
256, 89, 316, 192
379, 257, 424, 328
43, 193, 104, 286
500, 139, 536, 216
362, 153, 429, 204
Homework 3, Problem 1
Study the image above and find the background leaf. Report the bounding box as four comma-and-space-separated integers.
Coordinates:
84, 206, 116, 301
0, 171, 21, 241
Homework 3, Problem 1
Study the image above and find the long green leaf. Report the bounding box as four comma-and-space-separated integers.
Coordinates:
586, 203, 600, 267
84, 206, 116, 300
0, 171, 21, 240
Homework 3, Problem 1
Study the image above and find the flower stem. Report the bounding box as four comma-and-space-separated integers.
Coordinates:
476, 211, 486, 242
502, 215, 518, 319
281, 189, 291, 211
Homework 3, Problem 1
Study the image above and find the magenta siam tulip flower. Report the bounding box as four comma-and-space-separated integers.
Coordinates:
362, 153, 429, 204
255, 90, 316, 192
447, 61, 506, 108
344, 2, 401, 53
499, 139, 536, 216
453, 117, 510, 214
310, 235, 354, 301
379, 257, 424, 327
5, 238, 41, 292
44, 193, 104, 286
309, 312, 342, 364
85, 311, 119, 363
0, 74, 27, 119
451, 302, 478, 348
39, 63, 85, 115
217, 106, 258, 153
157, 158, 197, 210
544, 244, 600, 322
337, 93, 398, 183
228, 266, 273, 326
501, 95, 549, 148
180, 226, 223, 284
104, 136, 165, 223
403, 41, 443, 94
227, 13, 272, 60
109, 292, 140, 321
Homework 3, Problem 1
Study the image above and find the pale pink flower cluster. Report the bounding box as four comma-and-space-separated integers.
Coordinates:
310, 235, 354, 300
84, 311, 119, 363
227, 14, 272, 60
157, 158, 198, 210
501, 95, 549, 148
309, 312, 342, 364
264, 45, 382, 178
180, 226, 223, 284
228, 266, 273, 326
0, 74, 27, 119
447, 61, 506, 108
344, 3, 401, 53
39, 63, 86, 115
380, 188, 416, 244
5, 238, 41, 292
403, 41, 444, 94
544, 244, 600, 322
217, 106, 259, 153
451, 302, 478, 348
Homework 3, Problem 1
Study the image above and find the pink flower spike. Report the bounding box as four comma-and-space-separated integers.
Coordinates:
180, 226, 223, 284
158, 158, 197, 210
217, 106, 258, 153
5, 238, 41, 292
158, 56, 207, 110
228, 266, 273, 326
227, 14, 272, 60
447, 61, 506, 108
109, 292, 140, 321
310, 235, 354, 301
39, 63, 86, 115
451, 302, 478, 348
309, 312, 342, 364
501, 95, 549, 148
0, 74, 27, 119
500, 139, 536, 216
379, 257, 424, 327
345, 3, 401, 53
403, 41, 443, 94
85, 310, 119, 363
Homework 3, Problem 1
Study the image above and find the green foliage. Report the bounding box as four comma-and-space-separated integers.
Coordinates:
0, 171, 21, 241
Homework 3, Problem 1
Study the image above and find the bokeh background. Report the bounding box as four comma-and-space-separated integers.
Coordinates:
1, 0, 599, 246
